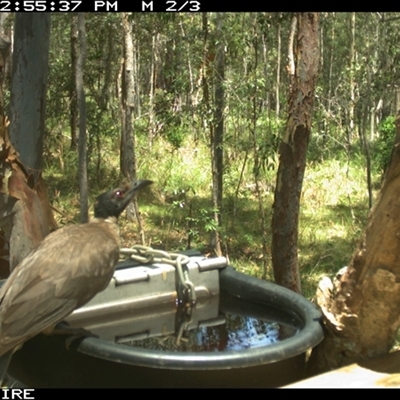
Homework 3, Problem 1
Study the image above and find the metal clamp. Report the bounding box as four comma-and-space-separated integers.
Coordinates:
120, 245, 196, 306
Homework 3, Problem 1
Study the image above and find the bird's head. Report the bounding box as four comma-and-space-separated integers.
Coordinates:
94, 179, 153, 219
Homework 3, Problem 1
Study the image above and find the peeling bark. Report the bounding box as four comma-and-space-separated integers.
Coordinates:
0, 123, 57, 274
0, 14, 56, 275
271, 13, 320, 293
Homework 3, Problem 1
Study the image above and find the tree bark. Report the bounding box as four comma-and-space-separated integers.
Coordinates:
348, 12, 356, 145
120, 13, 135, 182
271, 13, 320, 293
0, 14, 11, 119
6, 14, 57, 272
275, 13, 282, 120
200, 12, 221, 255
250, 16, 269, 278
308, 111, 400, 374
210, 12, 224, 257
326, 13, 335, 139
76, 13, 88, 223
9, 14, 50, 183
69, 14, 78, 151
148, 32, 156, 146
120, 13, 146, 242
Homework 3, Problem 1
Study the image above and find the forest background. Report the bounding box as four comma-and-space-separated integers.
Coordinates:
2, 13, 400, 370
27, 12, 395, 297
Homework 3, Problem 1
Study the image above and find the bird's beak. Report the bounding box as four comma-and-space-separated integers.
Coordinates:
130, 179, 154, 192
123, 179, 153, 206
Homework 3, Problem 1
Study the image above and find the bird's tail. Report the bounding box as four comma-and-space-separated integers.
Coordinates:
0, 350, 13, 387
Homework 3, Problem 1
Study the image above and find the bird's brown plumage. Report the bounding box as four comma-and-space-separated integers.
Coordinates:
0, 179, 153, 358
0, 218, 119, 356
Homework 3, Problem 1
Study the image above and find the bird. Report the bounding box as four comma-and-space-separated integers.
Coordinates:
0, 179, 153, 382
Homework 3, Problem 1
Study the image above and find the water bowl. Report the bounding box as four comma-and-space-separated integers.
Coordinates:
7, 254, 323, 387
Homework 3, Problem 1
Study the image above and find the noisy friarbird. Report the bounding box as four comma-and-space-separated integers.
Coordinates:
0, 179, 153, 383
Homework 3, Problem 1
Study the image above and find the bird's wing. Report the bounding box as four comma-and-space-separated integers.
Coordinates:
0, 222, 120, 355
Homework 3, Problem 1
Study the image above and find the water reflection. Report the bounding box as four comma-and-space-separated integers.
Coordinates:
125, 313, 297, 353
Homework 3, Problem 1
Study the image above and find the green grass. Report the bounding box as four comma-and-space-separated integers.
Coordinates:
43, 135, 378, 301
298, 157, 377, 298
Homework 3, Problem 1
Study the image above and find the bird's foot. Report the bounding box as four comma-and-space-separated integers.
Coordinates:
51, 321, 98, 350
64, 330, 99, 350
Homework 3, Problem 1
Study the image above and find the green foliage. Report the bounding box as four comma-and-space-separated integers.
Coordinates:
256, 116, 283, 153
185, 207, 219, 249
40, 13, 400, 308
188, 208, 219, 233
299, 155, 374, 298
373, 116, 396, 175
165, 127, 186, 149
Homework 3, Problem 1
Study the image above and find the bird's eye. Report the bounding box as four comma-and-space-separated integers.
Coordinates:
115, 190, 124, 198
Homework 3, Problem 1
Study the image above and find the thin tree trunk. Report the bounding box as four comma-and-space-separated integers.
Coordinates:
76, 13, 88, 223
179, 15, 194, 108
261, 16, 269, 116
275, 13, 282, 120
200, 12, 219, 254
364, 50, 373, 209
201, 12, 211, 133
210, 12, 224, 257
120, 13, 146, 243
396, 88, 400, 114
250, 18, 268, 278
120, 13, 135, 181
326, 13, 335, 139
99, 22, 114, 111
69, 14, 78, 151
148, 33, 155, 147
134, 40, 141, 118
271, 13, 320, 293
348, 12, 356, 145
359, 102, 373, 209
370, 14, 380, 141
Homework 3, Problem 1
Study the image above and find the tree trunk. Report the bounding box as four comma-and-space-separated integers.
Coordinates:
148, 32, 155, 146
210, 12, 224, 257
308, 111, 400, 374
326, 13, 335, 139
179, 15, 194, 108
275, 13, 282, 120
76, 13, 88, 223
0, 14, 11, 119
9, 14, 50, 183
134, 39, 141, 118
201, 12, 211, 133
120, 13, 135, 182
6, 14, 57, 272
120, 13, 146, 243
348, 12, 356, 145
363, 52, 373, 209
250, 17, 269, 278
271, 13, 320, 293
200, 12, 221, 255
69, 14, 78, 151
99, 21, 114, 111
